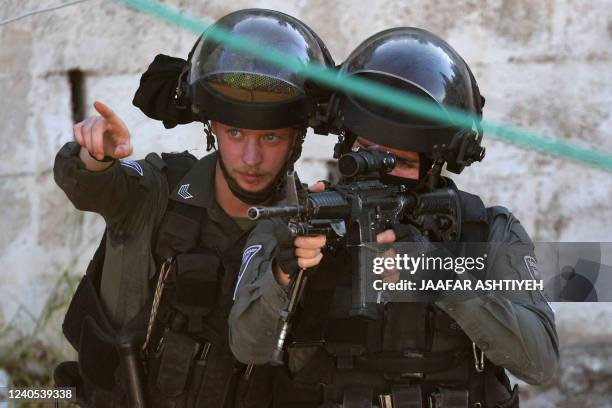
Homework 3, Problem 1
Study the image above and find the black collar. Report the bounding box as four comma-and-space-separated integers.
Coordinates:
170, 151, 218, 209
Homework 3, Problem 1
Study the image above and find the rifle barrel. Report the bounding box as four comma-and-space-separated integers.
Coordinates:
247, 205, 300, 220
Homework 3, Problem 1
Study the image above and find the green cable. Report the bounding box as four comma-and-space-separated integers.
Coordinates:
115, 0, 612, 171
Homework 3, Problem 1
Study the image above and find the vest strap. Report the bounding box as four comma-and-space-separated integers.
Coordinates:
352, 349, 469, 375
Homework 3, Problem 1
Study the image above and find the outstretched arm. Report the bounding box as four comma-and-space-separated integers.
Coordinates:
54, 101, 166, 231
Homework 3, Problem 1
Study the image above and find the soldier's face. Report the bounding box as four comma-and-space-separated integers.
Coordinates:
353, 137, 420, 180
212, 121, 295, 192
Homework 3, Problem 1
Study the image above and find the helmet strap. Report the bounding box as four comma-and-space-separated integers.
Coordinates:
334, 130, 358, 159
424, 159, 444, 191
204, 122, 216, 151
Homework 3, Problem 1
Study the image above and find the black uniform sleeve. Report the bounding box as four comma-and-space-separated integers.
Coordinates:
53, 141, 167, 235
436, 206, 560, 385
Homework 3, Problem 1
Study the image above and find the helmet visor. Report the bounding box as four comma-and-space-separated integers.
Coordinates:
188, 9, 329, 102
205, 72, 301, 103
186, 9, 332, 129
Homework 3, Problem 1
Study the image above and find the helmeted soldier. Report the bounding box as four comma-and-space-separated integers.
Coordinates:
53, 9, 334, 407
229, 27, 559, 407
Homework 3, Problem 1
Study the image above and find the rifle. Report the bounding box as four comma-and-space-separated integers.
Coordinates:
248, 148, 462, 363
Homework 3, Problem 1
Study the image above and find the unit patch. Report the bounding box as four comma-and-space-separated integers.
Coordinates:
524, 255, 540, 280
120, 159, 143, 176
233, 244, 263, 300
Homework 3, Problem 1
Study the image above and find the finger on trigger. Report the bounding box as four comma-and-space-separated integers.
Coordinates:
308, 181, 326, 192
294, 235, 326, 249
376, 229, 396, 244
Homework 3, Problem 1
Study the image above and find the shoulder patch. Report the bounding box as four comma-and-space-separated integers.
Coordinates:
524, 255, 540, 280
120, 159, 144, 176
524, 255, 554, 312
233, 244, 263, 300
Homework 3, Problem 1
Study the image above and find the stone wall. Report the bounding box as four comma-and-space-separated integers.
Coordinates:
1, 0, 611, 405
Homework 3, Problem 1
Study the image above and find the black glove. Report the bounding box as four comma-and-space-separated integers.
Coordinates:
392, 223, 429, 243
391, 223, 456, 285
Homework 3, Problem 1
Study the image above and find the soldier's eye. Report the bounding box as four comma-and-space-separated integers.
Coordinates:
397, 158, 418, 169
263, 133, 278, 142
228, 129, 242, 138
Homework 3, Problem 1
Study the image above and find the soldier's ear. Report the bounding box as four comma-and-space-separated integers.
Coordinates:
209, 121, 218, 134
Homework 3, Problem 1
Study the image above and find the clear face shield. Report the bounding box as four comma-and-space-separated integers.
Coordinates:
187, 10, 330, 129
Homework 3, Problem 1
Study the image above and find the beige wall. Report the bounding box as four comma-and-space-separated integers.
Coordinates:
1, 0, 611, 405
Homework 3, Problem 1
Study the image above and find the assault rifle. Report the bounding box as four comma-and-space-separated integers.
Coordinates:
248, 148, 462, 364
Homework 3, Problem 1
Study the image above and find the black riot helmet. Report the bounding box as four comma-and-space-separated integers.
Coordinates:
187, 8, 334, 131
181, 9, 334, 204
331, 27, 486, 175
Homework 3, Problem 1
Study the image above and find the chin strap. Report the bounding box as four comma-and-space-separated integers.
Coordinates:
218, 157, 281, 205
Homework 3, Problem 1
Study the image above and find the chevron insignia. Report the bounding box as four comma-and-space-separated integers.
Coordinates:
177, 184, 193, 199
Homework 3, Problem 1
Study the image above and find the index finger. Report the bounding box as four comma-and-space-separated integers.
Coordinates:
93, 101, 120, 127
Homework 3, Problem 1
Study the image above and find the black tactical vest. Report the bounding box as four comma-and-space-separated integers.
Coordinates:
55, 152, 275, 408
272, 190, 519, 408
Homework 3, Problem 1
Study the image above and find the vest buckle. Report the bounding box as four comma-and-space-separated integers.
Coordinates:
428, 388, 469, 408
471, 342, 485, 373
378, 393, 393, 408
379, 385, 423, 408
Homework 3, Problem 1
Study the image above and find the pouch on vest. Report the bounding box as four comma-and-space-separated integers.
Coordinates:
389, 385, 422, 408
62, 243, 118, 389
155, 330, 200, 397
155, 210, 202, 261
62, 234, 107, 350
62, 248, 123, 392
234, 365, 275, 408
343, 385, 373, 408
428, 388, 469, 408
171, 251, 221, 322
79, 315, 121, 391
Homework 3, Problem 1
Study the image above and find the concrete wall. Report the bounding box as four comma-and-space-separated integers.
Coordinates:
1, 0, 611, 405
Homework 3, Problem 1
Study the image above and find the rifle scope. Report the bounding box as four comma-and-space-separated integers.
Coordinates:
338, 149, 396, 178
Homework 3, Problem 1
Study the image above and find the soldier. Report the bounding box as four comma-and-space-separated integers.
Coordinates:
229, 28, 559, 407
52, 9, 334, 407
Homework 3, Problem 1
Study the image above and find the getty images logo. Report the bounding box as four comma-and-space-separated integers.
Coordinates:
178, 184, 193, 199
